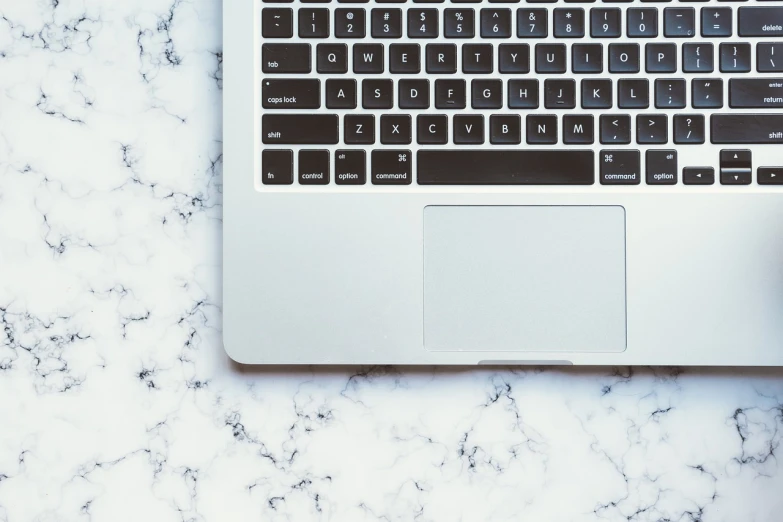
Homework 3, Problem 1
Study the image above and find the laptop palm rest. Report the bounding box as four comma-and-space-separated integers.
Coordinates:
423, 206, 627, 353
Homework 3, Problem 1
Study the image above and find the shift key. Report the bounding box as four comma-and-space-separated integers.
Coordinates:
262, 43, 311, 73
262, 114, 339, 144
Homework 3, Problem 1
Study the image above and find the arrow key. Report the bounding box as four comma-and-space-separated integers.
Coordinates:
720, 149, 752, 185
758, 167, 783, 185
683, 167, 715, 186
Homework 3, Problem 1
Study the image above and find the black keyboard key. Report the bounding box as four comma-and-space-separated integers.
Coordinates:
720, 43, 750, 73
481, 8, 512, 37
517, 8, 548, 38
711, 114, 783, 144
554, 8, 585, 38
390, 44, 421, 73
654, 78, 686, 108
335, 8, 365, 38
627, 8, 658, 37
399, 79, 430, 109
618, 79, 649, 109
536, 44, 567, 73
664, 7, 695, 37
673, 114, 705, 144
682, 43, 713, 73
757, 43, 783, 73
591, 8, 621, 38
381, 115, 412, 144
362, 79, 393, 108
299, 150, 330, 185
729, 79, 783, 109
326, 78, 357, 108
572, 43, 603, 73
262, 150, 293, 185
317, 43, 348, 73
646, 150, 678, 185
490, 115, 522, 144
426, 43, 457, 73
435, 79, 466, 109
701, 7, 732, 37
417, 115, 449, 144
526, 115, 558, 144
408, 9, 439, 37
335, 150, 366, 185
262, 44, 311, 73
719, 149, 752, 185
299, 8, 330, 38
463, 44, 494, 73
371, 8, 402, 37
636, 114, 668, 144
262, 8, 294, 38
544, 79, 576, 109
301, 0, 331, 4
581, 79, 612, 108
692, 78, 723, 109
472, 79, 503, 108
372, 150, 412, 185
262, 114, 338, 144
499, 44, 530, 73
600, 114, 631, 144
563, 115, 595, 144
739, 7, 783, 37
444, 9, 475, 37
416, 150, 594, 185
344, 115, 375, 144
609, 43, 640, 73
508, 79, 539, 108
646, 43, 677, 72
262, 79, 320, 109
354, 44, 384, 73
599, 150, 641, 185
683, 167, 714, 185
758, 167, 783, 185
453, 115, 485, 144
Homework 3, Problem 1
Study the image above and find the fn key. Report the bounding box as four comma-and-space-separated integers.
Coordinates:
262, 149, 293, 185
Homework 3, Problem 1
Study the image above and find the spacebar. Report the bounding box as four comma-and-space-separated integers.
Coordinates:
417, 150, 594, 185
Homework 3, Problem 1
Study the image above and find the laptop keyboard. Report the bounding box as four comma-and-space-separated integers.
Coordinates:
259, 0, 783, 186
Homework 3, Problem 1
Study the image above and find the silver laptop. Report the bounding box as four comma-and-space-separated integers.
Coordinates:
223, 0, 783, 365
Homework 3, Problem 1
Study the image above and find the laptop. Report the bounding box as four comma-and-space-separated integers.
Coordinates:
223, 0, 783, 365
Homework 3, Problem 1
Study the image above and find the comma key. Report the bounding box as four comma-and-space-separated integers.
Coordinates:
372, 150, 412, 185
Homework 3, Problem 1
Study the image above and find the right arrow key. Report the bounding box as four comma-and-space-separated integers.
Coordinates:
758, 167, 783, 185
720, 149, 752, 185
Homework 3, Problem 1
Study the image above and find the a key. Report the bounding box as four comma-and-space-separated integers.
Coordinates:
563, 115, 595, 144
692, 78, 723, 109
362, 79, 393, 108
711, 114, 783, 143
262, 150, 293, 185
701, 7, 732, 37
344, 114, 375, 144
417, 115, 449, 144
526, 115, 558, 144
262, 115, 338, 144
435, 79, 466, 109
517, 8, 548, 38
664, 7, 695, 37
728, 79, 783, 109
508, 79, 539, 109
298, 150, 330, 185
544, 79, 576, 109
444, 9, 475, 38
600, 150, 641, 185
462, 44, 493, 73
757, 43, 783, 73
758, 167, 783, 185
371, 8, 402, 38
353, 44, 384, 73
739, 7, 783, 37
591, 8, 621, 38
645, 43, 677, 72
536, 44, 567, 73
380, 115, 412, 145
554, 8, 585, 38
262, 79, 320, 109
572, 43, 603, 73
472, 79, 503, 108
682, 43, 714, 73
326, 78, 357, 108
600, 114, 631, 144
399, 79, 430, 109
490, 115, 522, 144
499, 44, 530, 73
453, 115, 485, 144
390, 44, 421, 74
408, 9, 439, 37
719, 43, 750, 73
673, 114, 705, 144
627, 8, 658, 38
426, 43, 457, 73
262, 44, 311, 73
654, 79, 686, 108
372, 150, 412, 185
299, 8, 330, 38
416, 150, 595, 185
683, 167, 714, 185
636, 114, 668, 144
618, 79, 649, 109
481, 8, 512, 37
334, 8, 365, 38
719, 149, 752, 185
646, 150, 678, 185
609, 43, 640, 73
317, 43, 348, 73
581, 79, 612, 108
262, 8, 294, 38
335, 150, 366, 185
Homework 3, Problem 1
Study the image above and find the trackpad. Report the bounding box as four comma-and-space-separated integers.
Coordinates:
424, 206, 627, 352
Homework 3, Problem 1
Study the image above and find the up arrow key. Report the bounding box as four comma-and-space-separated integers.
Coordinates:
720, 149, 752, 185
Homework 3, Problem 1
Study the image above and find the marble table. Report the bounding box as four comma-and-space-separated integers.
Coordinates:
1, 1, 782, 520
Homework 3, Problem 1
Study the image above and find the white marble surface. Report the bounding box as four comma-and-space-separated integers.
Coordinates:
1, 1, 783, 520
